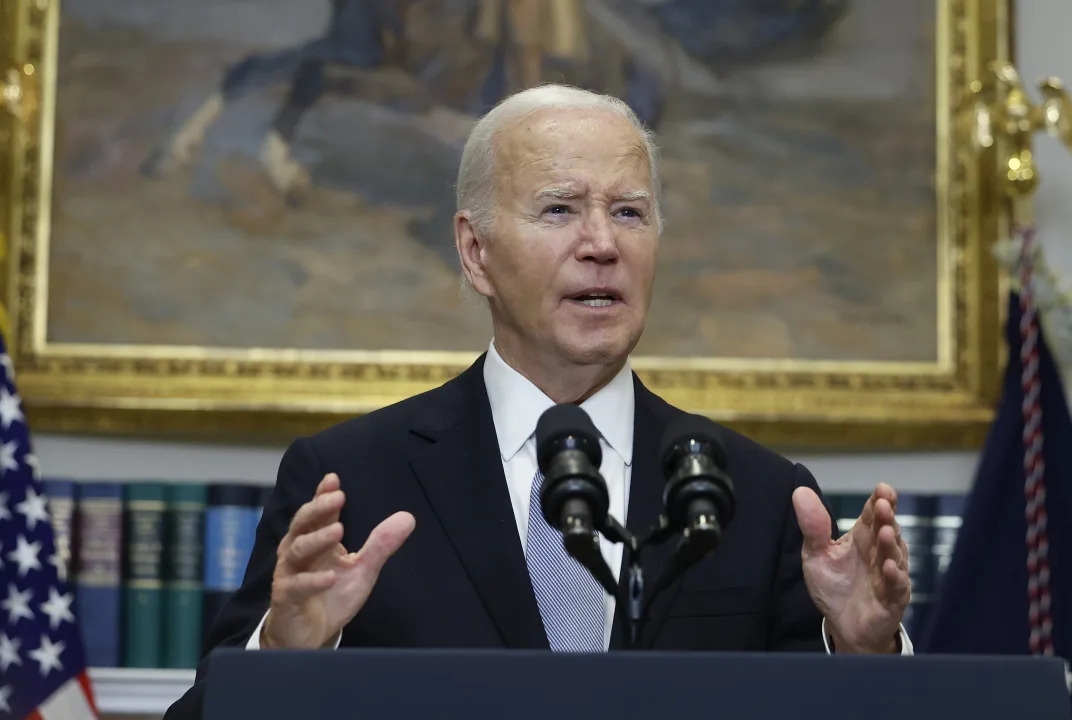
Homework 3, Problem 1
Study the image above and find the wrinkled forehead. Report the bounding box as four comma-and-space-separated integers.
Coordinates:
494, 108, 652, 199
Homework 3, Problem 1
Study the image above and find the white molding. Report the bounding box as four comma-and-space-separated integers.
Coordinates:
89, 667, 194, 716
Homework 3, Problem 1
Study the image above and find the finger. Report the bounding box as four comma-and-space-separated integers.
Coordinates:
875, 523, 902, 570
289, 489, 346, 538
314, 473, 341, 498
872, 497, 897, 528
280, 521, 344, 573
791, 487, 833, 555
880, 559, 911, 605
278, 490, 345, 558
876, 482, 898, 513
345, 511, 417, 573
858, 482, 897, 526
274, 569, 337, 601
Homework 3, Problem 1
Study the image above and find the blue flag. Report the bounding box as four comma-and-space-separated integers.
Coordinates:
919, 293, 1070, 672
0, 335, 98, 718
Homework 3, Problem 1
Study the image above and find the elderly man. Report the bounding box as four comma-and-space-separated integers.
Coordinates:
164, 85, 911, 720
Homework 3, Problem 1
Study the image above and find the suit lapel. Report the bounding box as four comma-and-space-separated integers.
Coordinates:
407, 357, 548, 649
610, 375, 685, 649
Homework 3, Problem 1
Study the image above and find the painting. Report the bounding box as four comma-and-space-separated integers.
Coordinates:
0, 0, 1010, 447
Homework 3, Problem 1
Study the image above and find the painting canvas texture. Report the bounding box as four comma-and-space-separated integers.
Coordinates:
48, 0, 937, 362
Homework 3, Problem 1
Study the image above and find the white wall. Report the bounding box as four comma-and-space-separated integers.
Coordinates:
29, 0, 1072, 499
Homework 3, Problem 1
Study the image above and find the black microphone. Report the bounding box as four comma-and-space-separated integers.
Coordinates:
536, 403, 608, 535
660, 414, 736, 558
535, 404, 617, 596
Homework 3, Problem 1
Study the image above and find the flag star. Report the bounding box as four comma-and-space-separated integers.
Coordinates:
0, 353, 14, 381
49, 551, 67, 582
40, 587, 75, 630
27, 634, 64, 676
1, 584, 33, 625
24, 453, 40, 482
0, 492, 9, 522
0, 633, 21, 672
15, 487, 49, 531
7, 535, 41, 577
0, 685, 11, 714
0, 387, 24, 430
0, 440, 17, 475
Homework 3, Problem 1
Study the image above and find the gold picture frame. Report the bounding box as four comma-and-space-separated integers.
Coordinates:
0, 0, 1011, 448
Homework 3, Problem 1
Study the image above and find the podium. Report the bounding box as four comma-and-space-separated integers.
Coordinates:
201, 647, 1071, 719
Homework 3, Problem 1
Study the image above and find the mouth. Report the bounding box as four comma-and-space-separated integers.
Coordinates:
568, 290, 622, 308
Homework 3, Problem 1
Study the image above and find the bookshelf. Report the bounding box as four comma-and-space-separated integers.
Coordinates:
90, 667, 194, 716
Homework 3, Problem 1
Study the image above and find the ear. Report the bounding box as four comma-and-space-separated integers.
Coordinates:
455, 212, 493, 298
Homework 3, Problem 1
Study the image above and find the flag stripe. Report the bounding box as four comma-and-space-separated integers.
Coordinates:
77, 671, 98, 716
38, 676, 97, 720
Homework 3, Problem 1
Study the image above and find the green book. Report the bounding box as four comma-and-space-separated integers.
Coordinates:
122, 482, 167, 668
163, 483, 207, 668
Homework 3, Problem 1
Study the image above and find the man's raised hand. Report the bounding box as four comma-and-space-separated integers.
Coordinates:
261, 472, 415, 649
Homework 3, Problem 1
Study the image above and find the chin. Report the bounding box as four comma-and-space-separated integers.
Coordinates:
556, 330, 639, 366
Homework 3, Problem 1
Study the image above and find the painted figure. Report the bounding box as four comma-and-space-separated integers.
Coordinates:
142, 0, 412, 199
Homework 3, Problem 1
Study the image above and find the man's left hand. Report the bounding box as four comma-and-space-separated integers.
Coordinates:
792, 482, 910, 653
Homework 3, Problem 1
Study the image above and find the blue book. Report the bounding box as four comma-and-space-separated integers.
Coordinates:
75, 482, 124, 667
203, 484, 261, 644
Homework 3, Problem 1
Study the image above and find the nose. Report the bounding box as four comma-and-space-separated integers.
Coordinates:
576, 211, 620, 264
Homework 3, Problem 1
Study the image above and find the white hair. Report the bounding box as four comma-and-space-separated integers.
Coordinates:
455, 84, 664, 238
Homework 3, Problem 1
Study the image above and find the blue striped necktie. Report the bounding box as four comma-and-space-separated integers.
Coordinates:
525, 470, 605, 652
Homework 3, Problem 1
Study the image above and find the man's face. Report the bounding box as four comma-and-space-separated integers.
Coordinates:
466, 108, 659, 370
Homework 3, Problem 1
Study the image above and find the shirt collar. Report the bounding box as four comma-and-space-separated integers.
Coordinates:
483, 341, 635, 466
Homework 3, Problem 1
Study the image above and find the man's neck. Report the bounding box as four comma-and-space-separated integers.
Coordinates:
492, 338, 625, 405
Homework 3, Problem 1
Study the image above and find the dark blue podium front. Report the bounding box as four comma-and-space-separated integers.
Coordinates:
202, 648, 1071, 719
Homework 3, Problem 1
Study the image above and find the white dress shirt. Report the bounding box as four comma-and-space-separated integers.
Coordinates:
247, 341, 912, 655
482, 341, 633, 649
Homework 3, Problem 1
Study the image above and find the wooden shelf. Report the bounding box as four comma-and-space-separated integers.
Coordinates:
89, 668, 194, 716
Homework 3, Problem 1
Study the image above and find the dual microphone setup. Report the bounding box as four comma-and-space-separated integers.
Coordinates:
535, 404, 736, 648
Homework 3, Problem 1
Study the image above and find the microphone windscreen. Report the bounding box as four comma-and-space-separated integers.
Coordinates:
659, 414, 728, 474
535, 403, 602, 470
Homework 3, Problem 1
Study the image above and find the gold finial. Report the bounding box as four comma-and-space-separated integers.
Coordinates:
1, 62, 39, 124
972, 62, 1072, 201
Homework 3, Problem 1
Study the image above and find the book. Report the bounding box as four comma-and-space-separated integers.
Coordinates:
75, 482, 123, 667
164, 483, 207, 669
122, 482, 168, 667
203, 484, 262, 644
42, 478, 76, 583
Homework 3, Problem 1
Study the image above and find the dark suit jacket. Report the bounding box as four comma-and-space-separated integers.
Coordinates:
165, 355, 831, 719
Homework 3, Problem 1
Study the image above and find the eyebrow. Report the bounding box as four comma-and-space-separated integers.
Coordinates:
533, 187, 651, 202
535, 186, 582, 200
617, 189, 651, 203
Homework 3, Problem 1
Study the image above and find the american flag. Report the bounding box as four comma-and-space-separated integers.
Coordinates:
0, 339, 97, 719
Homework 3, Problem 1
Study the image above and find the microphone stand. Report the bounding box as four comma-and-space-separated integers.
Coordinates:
566, 514, 714, 650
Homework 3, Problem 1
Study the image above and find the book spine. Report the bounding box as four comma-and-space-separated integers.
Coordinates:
164, 483, 207, 669
932, 494, 967, 587
895, 494, 936, 640
123, 483, 167, 668
75, 483, 124, 668
203, 485, 261, 643
43, 478, 76, 583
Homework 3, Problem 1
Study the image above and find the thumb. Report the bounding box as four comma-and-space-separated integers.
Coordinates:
351, 511, 416, 571
792, 487, 833, 555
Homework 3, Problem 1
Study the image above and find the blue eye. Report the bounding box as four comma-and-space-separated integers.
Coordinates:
546, 205, 570, 215
617, 207, 642, 218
